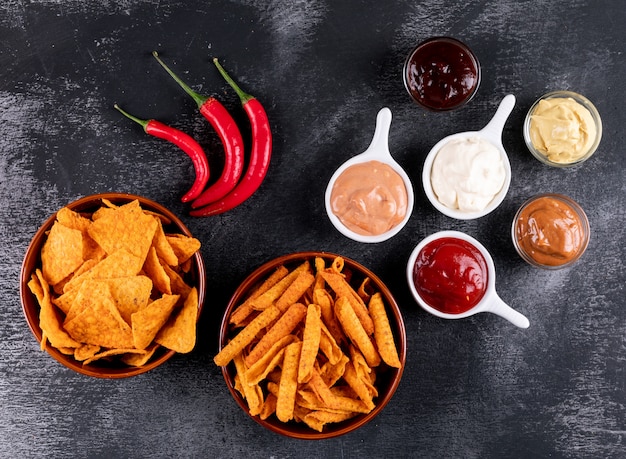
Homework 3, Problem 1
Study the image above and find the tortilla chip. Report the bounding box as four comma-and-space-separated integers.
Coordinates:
83, 348, 147, 365
132, 294, 180, 350
165, 234, 201, 264
64, 289, 134, 349
162, 264, 191, 298
51, 286, 79, 315
152, 223, 179, 266
143, 246, 171, 295
63, 249, 143, 293
63, 279, 110, 325
87, 200, 158, 263
154, 288, 197, 353
74, 343, 101, 361
318, 321, 344, 365
41, 221, 84, 285
29, 270, 81, 350
343, 360, 375, 411
121, 343, 160, 367
57, 346, 76, 355
55, 207, 105, 261
320, 353, 349, 387
302, 410, 358, 432
105, 275, 153, 325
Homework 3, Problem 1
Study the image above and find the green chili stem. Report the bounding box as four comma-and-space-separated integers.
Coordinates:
212, 58, 255, 104
152, 51, 208, 109
114, 104, 149, 131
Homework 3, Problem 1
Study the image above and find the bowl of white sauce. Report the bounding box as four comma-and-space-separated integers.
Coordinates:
422, 94, 515, 220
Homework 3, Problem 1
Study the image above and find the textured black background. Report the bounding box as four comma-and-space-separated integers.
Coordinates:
1, 1, 625, 457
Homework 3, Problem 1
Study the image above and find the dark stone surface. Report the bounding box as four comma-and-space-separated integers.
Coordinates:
1, 1, 624, 457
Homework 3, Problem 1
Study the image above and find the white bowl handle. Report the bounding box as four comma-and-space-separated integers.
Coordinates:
480, 94, 516, 142
365, 107, 392, 157
485, 291, 530, 329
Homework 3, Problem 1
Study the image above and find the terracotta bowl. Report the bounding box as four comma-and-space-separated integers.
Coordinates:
218, 251, 406, 439
20, 193, 206, 378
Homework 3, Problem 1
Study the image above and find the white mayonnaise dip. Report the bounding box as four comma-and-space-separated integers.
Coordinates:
430, 137, 505, 212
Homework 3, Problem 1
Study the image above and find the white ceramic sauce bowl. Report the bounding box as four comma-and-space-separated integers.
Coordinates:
422, 94, 515, 220
325, 107, 414, 243
406, 230, 529, 328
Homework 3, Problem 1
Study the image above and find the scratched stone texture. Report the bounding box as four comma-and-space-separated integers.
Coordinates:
1, 0, 624, 458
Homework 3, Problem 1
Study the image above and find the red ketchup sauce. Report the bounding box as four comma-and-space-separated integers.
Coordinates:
412, 237, 488, 314
404, 37, 480, 111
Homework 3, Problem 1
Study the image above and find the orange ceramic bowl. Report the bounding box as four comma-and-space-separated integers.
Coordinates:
20, 193, 206, 378
218, 251, 406, 439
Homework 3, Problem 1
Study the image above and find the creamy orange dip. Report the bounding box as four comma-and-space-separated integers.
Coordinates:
529, 97, 597, 164
515, 195, 586, 266
330, 160, 408, 236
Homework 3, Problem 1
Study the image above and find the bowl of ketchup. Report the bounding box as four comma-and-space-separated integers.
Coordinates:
406, 231, 529, 328
403, 37, 481, 111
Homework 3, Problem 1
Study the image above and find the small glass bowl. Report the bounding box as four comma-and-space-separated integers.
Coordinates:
403, 36, 481, 111
511, 193, 590, 269
523, 90, 602, 167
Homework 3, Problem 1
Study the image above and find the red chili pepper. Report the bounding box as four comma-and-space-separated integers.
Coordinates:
190, 58, 272, 217
152, 51, 244, 205
114, 104, 209, 203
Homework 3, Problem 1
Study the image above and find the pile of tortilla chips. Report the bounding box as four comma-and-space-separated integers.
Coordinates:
27, 198, 201, 368
214, 256, 402, 433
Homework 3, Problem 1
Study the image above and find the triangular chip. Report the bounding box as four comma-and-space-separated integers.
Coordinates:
41, 221, 84, 285
101, 198, 119, 209
165, 234, 201, 264
142, 246, 171, 295
56, 207, 92, 233
121, 343, 160, 367
74, 343, 101, 361
63, 249, 143, 293
83, 348, 147, 366
29, 270, 81, 350
152, 223, 179, 266
64, 279, 114, 325
51, 287, 79, 315
55, 207, 106, 262
155, 288, 198, 353
131, 294, 179, 350
88, 200, 158, 264
105, 275, 153, 324
64, 289, 134, 349
162, 264, 191, 297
